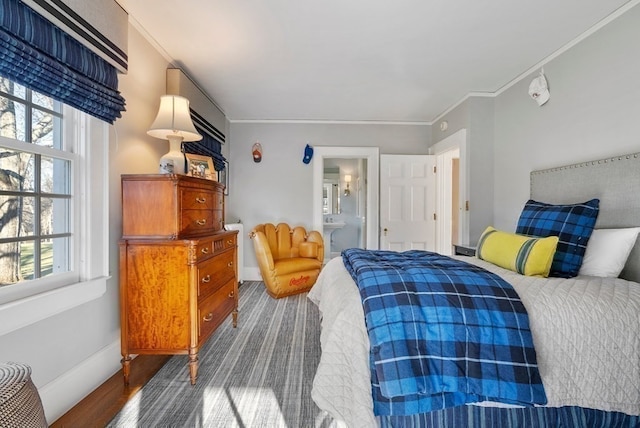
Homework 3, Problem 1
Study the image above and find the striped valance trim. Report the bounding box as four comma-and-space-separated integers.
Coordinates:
0, 0, 125, 123
190, 109, 225, 143
28, 0, 128, 71
183, 123, 226, 171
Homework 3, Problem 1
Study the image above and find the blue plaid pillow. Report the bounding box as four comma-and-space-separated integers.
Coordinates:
516, 199, 599, 278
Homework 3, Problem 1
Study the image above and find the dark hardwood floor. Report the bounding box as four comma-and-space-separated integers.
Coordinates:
51, 355, 170, 428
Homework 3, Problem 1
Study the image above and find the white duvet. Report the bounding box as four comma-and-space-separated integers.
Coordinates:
307, 256, 640, 427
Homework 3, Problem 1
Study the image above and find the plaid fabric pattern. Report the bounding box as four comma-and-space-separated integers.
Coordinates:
342, 249, 547, 416
515, 199, 599, 278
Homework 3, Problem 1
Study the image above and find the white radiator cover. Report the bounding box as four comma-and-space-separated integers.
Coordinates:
224, 223, 244, 284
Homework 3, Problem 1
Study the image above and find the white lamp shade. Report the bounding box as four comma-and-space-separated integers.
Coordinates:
147, 95, 202, 142
344, 174, 352, 183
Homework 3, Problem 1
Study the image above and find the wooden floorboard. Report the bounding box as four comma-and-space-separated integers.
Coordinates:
51, 355, 170, 428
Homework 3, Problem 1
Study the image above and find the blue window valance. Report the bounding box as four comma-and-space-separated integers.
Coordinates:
183, 109, 227, 171
0, 0, 125, 123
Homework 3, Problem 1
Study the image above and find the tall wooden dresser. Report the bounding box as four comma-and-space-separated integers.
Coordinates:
119, 174, 238, 385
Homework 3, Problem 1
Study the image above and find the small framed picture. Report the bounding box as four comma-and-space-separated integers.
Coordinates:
185, 153, 216, 181
219, 160, 229, 195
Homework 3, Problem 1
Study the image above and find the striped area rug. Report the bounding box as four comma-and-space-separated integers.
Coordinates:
108, 282, 336, 427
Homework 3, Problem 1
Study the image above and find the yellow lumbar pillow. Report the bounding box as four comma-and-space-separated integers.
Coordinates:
476, 226, 559, 277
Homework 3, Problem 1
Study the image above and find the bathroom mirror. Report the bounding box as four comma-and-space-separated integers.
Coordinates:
323, 168, 340, 214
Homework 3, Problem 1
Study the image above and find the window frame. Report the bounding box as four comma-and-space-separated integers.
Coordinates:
0, 103, 108, 335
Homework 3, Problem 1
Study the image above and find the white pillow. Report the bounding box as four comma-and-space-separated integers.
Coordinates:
578, 228, 640, 277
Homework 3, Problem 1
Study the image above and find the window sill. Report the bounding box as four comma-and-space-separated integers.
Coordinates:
0, 277, 108, 336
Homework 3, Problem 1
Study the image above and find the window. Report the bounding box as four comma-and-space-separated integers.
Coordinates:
0, 76, 108, 320
0, 77, 72, 286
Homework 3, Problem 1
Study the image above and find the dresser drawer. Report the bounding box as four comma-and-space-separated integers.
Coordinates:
181, 188, 214, 210
181, 209, 214, 235
195, 239, 214, 262
197, 250, 235, 298
213, 190, 223, 210
211, 233, 235, 252
198, 278, 236, 342
223, 234, 236, 250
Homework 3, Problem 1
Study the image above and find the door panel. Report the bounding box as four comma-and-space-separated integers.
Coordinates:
380, 155, 436, 251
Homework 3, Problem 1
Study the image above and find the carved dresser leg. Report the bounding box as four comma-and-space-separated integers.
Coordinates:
121, 355, 132, 385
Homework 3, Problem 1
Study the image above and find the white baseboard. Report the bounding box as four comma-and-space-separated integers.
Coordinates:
39, 339, 122, 424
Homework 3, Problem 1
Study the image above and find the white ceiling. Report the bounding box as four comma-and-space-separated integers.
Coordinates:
121, 0, 633, 123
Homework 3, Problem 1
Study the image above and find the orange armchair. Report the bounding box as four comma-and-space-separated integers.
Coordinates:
249, 223, 324, 298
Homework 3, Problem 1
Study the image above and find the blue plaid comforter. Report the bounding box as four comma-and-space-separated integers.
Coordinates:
342, 248, 547, 416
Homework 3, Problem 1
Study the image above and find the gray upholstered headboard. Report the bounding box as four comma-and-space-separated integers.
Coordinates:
530, 152, 640, 283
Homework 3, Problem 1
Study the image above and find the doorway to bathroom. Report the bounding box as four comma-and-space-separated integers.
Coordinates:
312, 147, 379, 262
322, 158, 365, 258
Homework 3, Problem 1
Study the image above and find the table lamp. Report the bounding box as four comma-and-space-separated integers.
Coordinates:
147, 95, 202, 174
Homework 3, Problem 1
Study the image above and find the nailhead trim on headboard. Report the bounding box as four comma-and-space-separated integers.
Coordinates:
530, 152, 640, 283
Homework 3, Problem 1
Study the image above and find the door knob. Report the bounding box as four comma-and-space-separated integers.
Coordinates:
383, 228, 388, 236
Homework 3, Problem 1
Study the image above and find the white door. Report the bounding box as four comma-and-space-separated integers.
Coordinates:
380, 155, 436, 251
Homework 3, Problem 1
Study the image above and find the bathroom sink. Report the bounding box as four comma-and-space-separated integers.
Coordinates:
323, 222, 346, 260
323, 222, 345, 231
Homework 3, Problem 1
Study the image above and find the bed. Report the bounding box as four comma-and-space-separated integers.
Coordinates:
308, 153, 640, 427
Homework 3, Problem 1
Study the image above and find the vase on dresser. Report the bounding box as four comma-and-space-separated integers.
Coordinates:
119, 174, 238, 385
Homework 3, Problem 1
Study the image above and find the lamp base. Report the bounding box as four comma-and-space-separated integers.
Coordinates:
159, 137, 186, 174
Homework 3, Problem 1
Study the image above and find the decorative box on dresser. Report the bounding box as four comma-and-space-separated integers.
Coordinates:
119, 174, 238, 385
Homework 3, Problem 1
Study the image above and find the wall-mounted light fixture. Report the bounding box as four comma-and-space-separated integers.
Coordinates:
528, 69, 550, 106
343, 174, 352, 197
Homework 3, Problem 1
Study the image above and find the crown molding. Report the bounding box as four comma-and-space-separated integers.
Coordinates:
228, 119, 431, 126
494, 0, 640, 98
127, 14, 175, 66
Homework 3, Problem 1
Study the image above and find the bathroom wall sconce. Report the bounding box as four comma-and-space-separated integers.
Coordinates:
344, 174, 352, 197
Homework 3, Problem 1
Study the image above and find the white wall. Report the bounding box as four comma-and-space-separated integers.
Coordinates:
493, 3, 640, 232
0, 24, 171, 423
227, 122, 431, 271
430, 97, 495, 245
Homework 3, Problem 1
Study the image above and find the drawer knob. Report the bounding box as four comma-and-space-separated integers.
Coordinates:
203, 312, 213, 322
228, 291, 235, 298
196, 219, 207, 226
227, 262, 233, 268
201, 275, 211, 283
201, 247, 209, 254
195, 197, 207, 204
226, 240, 233, 245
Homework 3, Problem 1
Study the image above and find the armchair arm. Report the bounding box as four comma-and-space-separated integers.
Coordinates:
249, 230, 275, 272
298, 241, 318, 258
305, 230, 324, 263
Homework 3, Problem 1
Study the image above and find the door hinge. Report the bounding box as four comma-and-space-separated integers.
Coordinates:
465, 200, 470, 211
433, 166, 437, 174
433, 213, 437, 220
